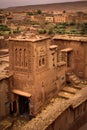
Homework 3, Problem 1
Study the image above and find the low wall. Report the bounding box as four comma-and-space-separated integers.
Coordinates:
0, 77, 10, 119
68, 111, 87, 130
0, 39, 8, 49
46, 104, 87, 130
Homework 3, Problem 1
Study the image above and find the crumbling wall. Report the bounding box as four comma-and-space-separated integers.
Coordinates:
0, 78, 10, 118
46, 101, 87, 130
0, 39, 8, 49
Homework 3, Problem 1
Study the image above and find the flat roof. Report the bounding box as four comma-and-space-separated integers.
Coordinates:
53, 35, 87, 42
9, 35, 50, 42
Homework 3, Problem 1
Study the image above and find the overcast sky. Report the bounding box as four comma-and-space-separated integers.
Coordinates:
0, 0, 83, 8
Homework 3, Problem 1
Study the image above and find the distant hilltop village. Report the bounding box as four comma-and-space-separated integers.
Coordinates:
0, 1, 87, 130
0, 7, 87, 36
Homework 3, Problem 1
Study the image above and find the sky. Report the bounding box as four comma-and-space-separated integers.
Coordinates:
0, 0, 84, 8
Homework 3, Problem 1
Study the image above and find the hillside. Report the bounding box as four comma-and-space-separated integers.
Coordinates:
5, 1, 87, 13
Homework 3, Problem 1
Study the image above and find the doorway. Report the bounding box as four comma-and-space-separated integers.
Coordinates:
10, 101, 17, 115
18, 95, 30, 115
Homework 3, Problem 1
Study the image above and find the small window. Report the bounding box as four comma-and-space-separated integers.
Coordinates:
62, 77, 64, 80
39, 56, 46, 67
42, 57, 45, 65
39, 59, 41, 66
15, 48, 17, 65
19, 49, 22, 66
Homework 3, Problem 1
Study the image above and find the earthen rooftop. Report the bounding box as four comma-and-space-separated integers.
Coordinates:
53, 35, 87, 42
9, 34, 50, 42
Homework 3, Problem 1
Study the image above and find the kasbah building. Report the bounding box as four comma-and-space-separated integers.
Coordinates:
0, 33, 87, 130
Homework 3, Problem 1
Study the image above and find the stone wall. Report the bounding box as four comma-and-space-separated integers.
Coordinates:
9, 38, 67, 115
53, 39, 87, 78
46, 101, 87, 130
0, 39, 8, 49
0, 78, 10, 119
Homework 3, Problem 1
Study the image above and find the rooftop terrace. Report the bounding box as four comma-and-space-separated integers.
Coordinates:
9, 33, 50, 42
53, 35, 87, 42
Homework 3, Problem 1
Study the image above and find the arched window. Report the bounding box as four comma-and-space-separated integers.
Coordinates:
24, 49, 28, 67
19, 48, 22, 66
24, 49, 26, 67
39, 59, 41, 66
42, 57, 45, 65
15, 48, 17, 66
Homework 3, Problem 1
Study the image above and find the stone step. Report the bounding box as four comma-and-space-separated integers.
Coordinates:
62, 90, 75, 94
73, 80, 81, 84
58, 94, 69, 100
68, 73, 81, 85
58, 91, 73, 99
69, 75, 79, 80
71, 84, 82, 90
62, 87, 76, 94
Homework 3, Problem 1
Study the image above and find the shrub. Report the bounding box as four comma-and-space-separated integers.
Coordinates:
80, 23, 87, 34
38, 29, 46, 34
37, 9, 42, 14
54, 28, 65, 34
0, 24, 10, 31
27, 12, 33, 15
47, 29, 53, 35
69, 22, 75, 26
13, 28, 21, 34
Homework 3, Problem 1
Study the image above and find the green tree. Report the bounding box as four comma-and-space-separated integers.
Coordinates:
37, 9, 42, 14
0, 24, 10, 31
47, 29, 53, 35
63, 10, 66, 13
80, 23, 87, 34
38, 29, 46, 34
27, 12, 33, 15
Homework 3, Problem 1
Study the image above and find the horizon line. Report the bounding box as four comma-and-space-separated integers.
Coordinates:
0, 0, 85, 9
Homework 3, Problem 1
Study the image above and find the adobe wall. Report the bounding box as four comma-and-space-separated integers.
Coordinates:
0, 78, 10, 119
9, 38, 67, 115
68, 111, 87, 130
0, 39, 8, 49
54, 15, 66, 23
9, 40, 35, 114
34, 66, 66, 113
46, 101, 87, 130
9, 40, 34, 93
32, 40, 66, 113
53, 39, 86, 78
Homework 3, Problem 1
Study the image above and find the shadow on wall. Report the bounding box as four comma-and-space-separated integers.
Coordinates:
78, 123, 87, 130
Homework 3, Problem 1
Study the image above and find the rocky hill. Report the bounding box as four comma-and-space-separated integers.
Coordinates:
5, 1, 87, 13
